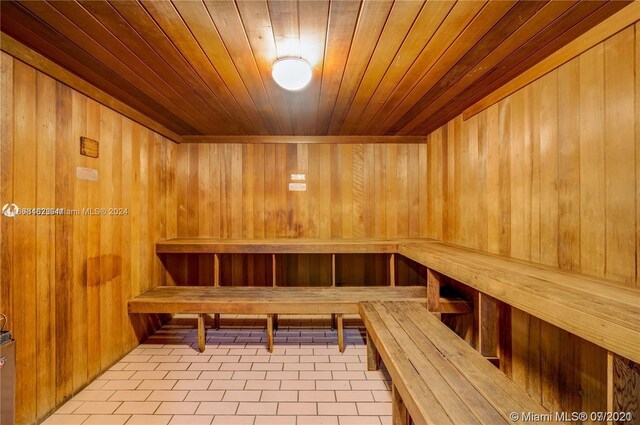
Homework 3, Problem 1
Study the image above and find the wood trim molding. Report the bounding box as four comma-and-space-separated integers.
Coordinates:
181, 135, 427, 144
462, 2, 640, 120
1, 32, 183, 143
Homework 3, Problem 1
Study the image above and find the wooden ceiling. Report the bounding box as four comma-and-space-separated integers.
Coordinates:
0, 0, 630, 136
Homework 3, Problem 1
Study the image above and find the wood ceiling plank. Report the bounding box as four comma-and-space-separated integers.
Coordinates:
236, 0, 294, 134
176, 0, 279, 134
0, 1, 195, 135
204, 0, 292, 135
69, 0, 229, 135
338, 0, 425, 136
393, 0, 558, 135
22, 0, 219, 134
359, 0, 486, 135
139, 0, 262, 135
267, 0, 306, 135
295, 0, 330, 135
349, 0, 454, 135
373, 0, 516, 135
416, 0, 630, 135
316, 0, 361, 135
327, 0, 394, 135
80, 0, 241, 135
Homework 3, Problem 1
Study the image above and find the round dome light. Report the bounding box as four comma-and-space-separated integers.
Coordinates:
272, 58, 312, 91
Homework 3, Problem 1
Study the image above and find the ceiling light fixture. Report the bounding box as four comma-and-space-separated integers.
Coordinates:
272, 57, 312, 91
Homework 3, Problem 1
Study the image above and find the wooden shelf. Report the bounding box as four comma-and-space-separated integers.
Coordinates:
157, 238, 404, 254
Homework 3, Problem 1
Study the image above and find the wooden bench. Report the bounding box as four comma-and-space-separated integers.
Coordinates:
128, 286, 469, 353
360, 301, 558, 425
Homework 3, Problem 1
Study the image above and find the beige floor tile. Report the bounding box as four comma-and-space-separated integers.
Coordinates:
300, 371, 332, 381
317, 403, 357, 416
315, 364, 346, 371
114, 401, 160, 415
184, 390, 225, 402
155, 401, 199, 415
371, 391, 391, 402
73, 390, 116, 402
99, 371, 135, 380
222, 390, 261, 402
124, 363, 160, 371
296, 417, 339, 425
348, 381, 387, 391
315, 381, 351, 391
277, 402, 317, 415
54, 401, 84, 414
211, 416, 255, 425
42, 414, 89, 424
147, 390, 189, 401
299, 391, 336, 402
254, 415, 296, 425
168, 415, 213, 425
200, 371, 233, 380
130, 371, 168, 380
335, 391, 374, 402
260, 390, 298, 402
156, 363, 190, 371
102, 381, 143, 390
84, 414, 131, 424
355, 403, 391, 416
187, 363, 221, 371
220, 363, 253, 371
126, 414, 172, 424
138, 380, 177, 390
180, 355, 211, 363
283, 363, 314, 371
250, 363, 283, 371
74, 401, 122, 415
173, 380, 211, 390
164, 371, 201, 380
236, 402, 277, 415
280, 380, 315, 390
109, 390, 152, 402
332, 372, 366, 381
233, 371, 267, 380
264, 371, 298, 380
208, 380, 246, 390
245, 380, 280, 390
338, 416, 381, 425
196, 401, 239, 415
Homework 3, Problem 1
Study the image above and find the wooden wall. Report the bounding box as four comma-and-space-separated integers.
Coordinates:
169, 143, 429, 286
0, 53, 176, 424
423, 24, 639, 415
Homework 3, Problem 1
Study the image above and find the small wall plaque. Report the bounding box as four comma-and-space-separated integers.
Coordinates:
288, 182, 307, 191
290, 173, 306, 181
80, 137, 99, 158
76, 167, 99, 181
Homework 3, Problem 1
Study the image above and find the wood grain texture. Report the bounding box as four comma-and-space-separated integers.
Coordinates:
0, 56, 175, 424
423, 25, 639, 417
0, 0, 627, 136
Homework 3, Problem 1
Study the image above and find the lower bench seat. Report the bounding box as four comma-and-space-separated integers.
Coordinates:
361, 301, 559, 425
129, 286, 469, 353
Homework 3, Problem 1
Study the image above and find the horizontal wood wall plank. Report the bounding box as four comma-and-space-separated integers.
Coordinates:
181, 135, 427, 144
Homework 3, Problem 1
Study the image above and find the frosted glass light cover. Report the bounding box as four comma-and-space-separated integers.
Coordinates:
272, 58, 312, 91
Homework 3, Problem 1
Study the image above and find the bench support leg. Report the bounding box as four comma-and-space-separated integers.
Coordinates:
367, 332, 379, 371
392, 384, 410, 425
331, 313, 337, 330
213, 313, 220, 330
273, 314, 279, 331
337, 313, 344, 353
197, 314, 206, 353
266, 314, 274, 353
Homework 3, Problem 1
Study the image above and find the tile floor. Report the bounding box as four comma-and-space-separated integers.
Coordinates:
44, 315, 392, 425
